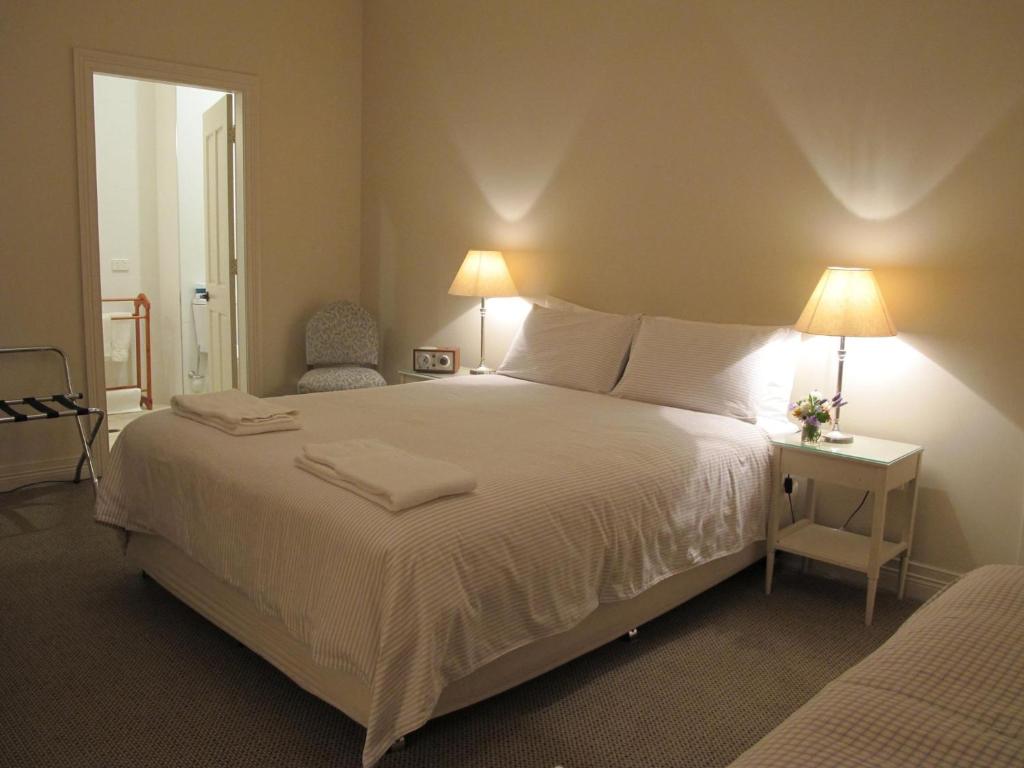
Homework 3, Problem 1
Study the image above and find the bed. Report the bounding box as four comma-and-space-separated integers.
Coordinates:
728, 565, 1024, 767
96, 374, 774, 766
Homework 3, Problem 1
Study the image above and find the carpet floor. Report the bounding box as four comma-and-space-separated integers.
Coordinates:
0, 482, 918, 768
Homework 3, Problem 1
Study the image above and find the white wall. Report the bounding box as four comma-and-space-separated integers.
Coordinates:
94, 75, 185, 406
95, 75, 152, 394
94, 76, 143, 302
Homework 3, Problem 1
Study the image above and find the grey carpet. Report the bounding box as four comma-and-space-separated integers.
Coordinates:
0, 482, 918, 768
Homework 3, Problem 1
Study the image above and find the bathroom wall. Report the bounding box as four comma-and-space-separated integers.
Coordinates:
94, 76, 145, 303
94, 75, 182, 407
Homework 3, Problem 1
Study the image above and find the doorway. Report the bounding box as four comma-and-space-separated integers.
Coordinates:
74, 50, 262, 465
93, 76, 240, 444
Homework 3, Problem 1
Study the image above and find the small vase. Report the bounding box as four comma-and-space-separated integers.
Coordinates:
801, 424, 821, 444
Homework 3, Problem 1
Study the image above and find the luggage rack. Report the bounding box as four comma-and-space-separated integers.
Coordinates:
0, 346, 105, 491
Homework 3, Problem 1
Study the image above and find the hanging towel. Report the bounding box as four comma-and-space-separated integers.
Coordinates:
296, 438, 477, 512
103, 312, 133, 362
171, 389, 300, 435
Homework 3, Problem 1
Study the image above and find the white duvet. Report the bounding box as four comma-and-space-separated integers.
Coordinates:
96, 376, 772, 766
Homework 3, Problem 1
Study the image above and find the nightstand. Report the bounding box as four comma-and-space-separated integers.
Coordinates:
765, 433, 923, 626
397, 367, 471, 384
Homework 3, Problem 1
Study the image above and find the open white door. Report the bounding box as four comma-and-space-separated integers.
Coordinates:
202, 94, 237, 391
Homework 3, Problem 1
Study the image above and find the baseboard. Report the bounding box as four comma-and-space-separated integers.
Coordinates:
0, 456, 86, 492
778, 552, 959, 601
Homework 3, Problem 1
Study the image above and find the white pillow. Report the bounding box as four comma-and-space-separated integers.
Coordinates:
754, 329, 800, 427
612, 315, 793, 423
498, 304, 639, 393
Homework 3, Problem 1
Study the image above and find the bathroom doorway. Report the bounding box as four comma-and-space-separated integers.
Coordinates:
92, 75, 242, 444
75, 50, 261, 467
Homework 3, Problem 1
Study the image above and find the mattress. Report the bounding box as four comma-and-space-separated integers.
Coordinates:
96, 375, 772, 766
729, 565, 1024, 767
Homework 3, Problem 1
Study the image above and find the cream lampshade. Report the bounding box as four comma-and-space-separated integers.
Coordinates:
448, 250, 518, 374
794, 267, 896, 443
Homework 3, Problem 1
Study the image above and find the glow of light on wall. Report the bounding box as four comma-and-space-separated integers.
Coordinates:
720, 2, 1024, 221
791, 334, 920, 418
436, 296, 533, 361
413, 7, 613, 224
454, 129, 582, 224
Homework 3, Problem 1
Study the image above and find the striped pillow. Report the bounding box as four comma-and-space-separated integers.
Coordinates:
612, 315, 791, 423
497, 304, 640, 393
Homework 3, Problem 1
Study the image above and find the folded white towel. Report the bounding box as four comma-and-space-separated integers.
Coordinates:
171, 389, 300, 436
103, 311, 133, 362
296, 438, 476, 512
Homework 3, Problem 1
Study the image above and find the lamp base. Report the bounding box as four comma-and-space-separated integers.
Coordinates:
824, 429, 854, 444
470, 365, 494, 375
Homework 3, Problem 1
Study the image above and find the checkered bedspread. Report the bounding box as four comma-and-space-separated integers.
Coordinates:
730, 565, 1024, 767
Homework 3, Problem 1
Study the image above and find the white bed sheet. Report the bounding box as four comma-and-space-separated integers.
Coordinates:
96, 375, 772, 766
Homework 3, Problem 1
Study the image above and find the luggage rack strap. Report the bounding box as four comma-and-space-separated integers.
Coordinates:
52, 394, 91, 416
0, 400, 28, 422
24, 397, 59, 418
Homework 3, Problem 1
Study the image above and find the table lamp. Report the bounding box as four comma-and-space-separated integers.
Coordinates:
448, 250, 518, 374
794, 266, 896, 443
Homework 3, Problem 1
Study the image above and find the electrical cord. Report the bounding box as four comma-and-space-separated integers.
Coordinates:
840, 491, 871, 530
784, 475, 795, 524
783, 475, 870, 530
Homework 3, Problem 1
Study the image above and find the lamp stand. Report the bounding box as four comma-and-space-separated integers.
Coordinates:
825, 335, 854, 443
470, 297, 493, 375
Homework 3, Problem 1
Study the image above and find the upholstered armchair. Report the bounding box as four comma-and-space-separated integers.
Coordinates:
297, 301, 387, 394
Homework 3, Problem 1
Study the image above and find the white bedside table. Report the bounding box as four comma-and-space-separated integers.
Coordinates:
765, 433, 923, 626
397, 367, 471, 384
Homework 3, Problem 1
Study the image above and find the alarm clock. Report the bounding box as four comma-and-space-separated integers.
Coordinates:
412, 346, 460, 373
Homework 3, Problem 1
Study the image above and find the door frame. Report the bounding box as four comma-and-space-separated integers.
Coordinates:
73, 48, 262, 469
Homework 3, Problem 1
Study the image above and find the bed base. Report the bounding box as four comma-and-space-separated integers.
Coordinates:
128, 533, 763, 741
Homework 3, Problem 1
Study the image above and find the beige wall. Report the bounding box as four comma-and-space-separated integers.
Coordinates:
362, 0, 1024, 576
0, 0, 362, 480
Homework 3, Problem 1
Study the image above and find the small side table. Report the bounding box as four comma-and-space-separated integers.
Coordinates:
397, 367, 471, 384
765, 433, 923, 626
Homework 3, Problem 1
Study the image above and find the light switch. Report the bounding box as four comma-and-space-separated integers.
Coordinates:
111, 259, 129, 272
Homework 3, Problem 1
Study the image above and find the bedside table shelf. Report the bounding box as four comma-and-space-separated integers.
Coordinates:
776, 520, 907, 574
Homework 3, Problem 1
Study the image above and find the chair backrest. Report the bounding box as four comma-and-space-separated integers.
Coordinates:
306, 301, 380, 367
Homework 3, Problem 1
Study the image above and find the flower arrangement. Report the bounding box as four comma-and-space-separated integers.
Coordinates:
790, 391, 847, 443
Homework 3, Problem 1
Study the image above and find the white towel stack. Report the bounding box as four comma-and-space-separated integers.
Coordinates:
296, 439, 477, 512
171, 389, 300, 435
